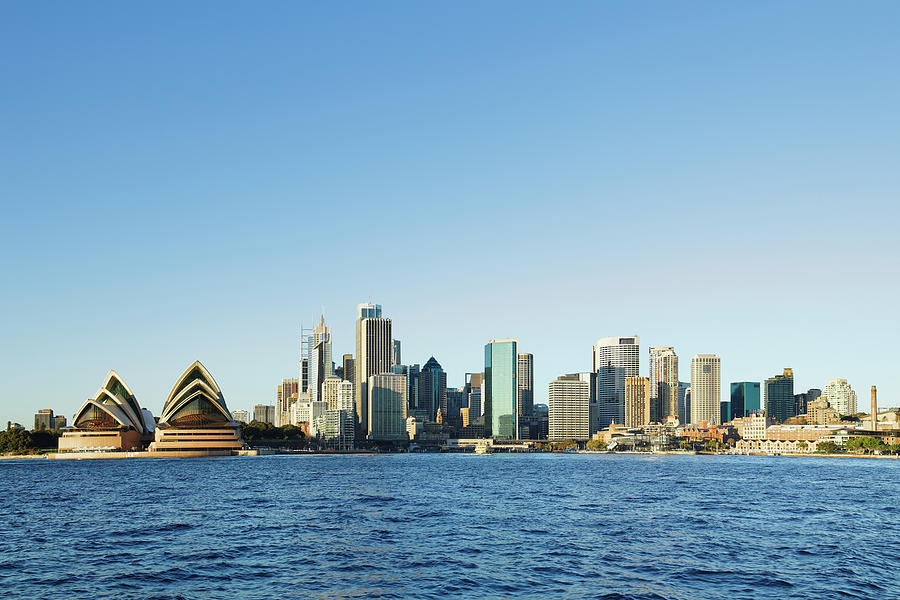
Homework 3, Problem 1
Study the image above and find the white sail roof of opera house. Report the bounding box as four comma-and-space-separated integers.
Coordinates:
72, 371, 153, 433
158, 361, 236, 428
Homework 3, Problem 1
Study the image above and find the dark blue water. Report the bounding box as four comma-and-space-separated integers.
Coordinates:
1, 454, 897, 599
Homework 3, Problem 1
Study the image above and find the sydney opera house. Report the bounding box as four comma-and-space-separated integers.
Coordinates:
57, 361, 243, 457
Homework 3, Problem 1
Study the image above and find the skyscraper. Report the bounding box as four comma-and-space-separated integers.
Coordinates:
419, 357, 447, 422
485, 339, 517, 439
308, 315, 333, 403
275, 378, 299, 427
765, 368, 795, 424
253, 404, 275, 424
548, 374, 590, 441
354, 303, 392, 433
730, 382, 761, 418
516, 353, 534, 419
624, 376, 651, 428
343, 354, 355, 387
822, 378, 857, 416
367, 372, 407, 441
392, 339, 401, 367
466, 372, 483, 420
690, 355, 721, 425
650, 347, 679, 423
593, 336, 640, 429
678, 382, 690, 424
322, 376, 354, 413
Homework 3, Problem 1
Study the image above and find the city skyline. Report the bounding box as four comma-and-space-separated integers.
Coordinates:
2, 2, 898, 426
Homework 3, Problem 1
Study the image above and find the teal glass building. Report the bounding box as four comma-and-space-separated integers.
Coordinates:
730, 382, 761, 418
484, 339, 517, 439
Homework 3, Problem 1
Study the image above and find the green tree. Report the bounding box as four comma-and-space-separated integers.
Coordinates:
0, 429, 32, 454
586, 439, 604, 451
817, 441, 842, 454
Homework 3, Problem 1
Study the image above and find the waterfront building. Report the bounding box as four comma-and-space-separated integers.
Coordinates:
548, 375, 590, 441
690, 355, 721, 425
355, 303, 393, 433
678, 382, 690, 425
34, 409, 54, 431
485, 339, 518, 439
308, 316, 333, 404
624, 376, 651, 428
533, 403, 549, 439
253, 404, 275, 424
822, 378, 857, 416
517, 352, 534, 419
765, 368, 795, 423
231, 410, 250, 424
730, 413, 775, 440
367, 372, 408, 441
59, 371, 155, 452
650, 347, 678, 423
318, 409, 354, 449
593, 336, 640, 429
322, 377, 354, 413
275, 378, 299, 427
150, 361, 243, 453
730, 382, 761, 419
419, 357, 447, 422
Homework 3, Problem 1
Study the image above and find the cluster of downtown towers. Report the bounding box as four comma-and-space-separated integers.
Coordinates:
271, 303, 806, 443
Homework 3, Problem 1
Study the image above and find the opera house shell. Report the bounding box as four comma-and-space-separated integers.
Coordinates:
59, 371, 155, 452
148, 361, 243, 454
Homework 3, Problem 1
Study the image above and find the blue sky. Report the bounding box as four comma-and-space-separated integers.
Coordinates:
1, 1, 898, 425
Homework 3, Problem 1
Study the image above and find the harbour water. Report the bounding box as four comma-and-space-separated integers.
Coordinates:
1, 454, 897, 599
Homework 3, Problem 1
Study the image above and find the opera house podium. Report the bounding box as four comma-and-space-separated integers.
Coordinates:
148, 361, 243, 455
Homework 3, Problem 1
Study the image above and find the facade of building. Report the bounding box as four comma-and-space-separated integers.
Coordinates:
392, 340, 401, 367
59, 371, 155, 452
308, 316, 333, 404
34, 409, 55, 431
807, 397, 840, 424
322, 377, 354, 414
730, 382, 761, 419
516, 353, 534, 419
253, 404, 275, 424
765, 368, 795, 423
342, 354, 355, 387
720, 401, 730, 424
367, 372, 408, 441
593, 336, 640, 430
548, 375, 590, 441
690, 355, 721, 425
231, 410, 250, 424
419, 357, 447, 422
624, 376, 651, 428
485, 339, 518, 439
275, 378, 299, 427
822, 378, 857, 416
731, 413, 776, 440
678, 382, 690, 425
649, 347, 678, 423
355, 303, 393, 433
466, 372, 483, 420
318, 409, 354, 449
149, 361, 243, 453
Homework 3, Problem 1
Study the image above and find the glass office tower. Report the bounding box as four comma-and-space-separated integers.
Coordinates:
730, 382, 761, 418
484, 339, 517, 439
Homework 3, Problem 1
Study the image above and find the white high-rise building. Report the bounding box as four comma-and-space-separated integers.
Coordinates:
548, 375, 590, 441
308, 315, 333, 404
690, 354, 721, 425
322, 376, 354, 414
355, 303, 393, 433
822, 378, 857, 416
650, 347, 679, 423
593, 336, 640, 429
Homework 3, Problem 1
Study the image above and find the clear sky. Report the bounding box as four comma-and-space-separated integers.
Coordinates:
1, 1, 898, 426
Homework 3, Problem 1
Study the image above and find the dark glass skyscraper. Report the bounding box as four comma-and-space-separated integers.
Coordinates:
765, 369, 795, 423
419, 357, 446, 422
730, 382, 761, 418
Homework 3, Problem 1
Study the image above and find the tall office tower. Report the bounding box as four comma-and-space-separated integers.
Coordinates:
516, 353, 534, 419
624, 376, 651, 428
308, 316, 333, 403
322, 376, 354, 413
367, 372, 408, 441
343, 354, 355, 387
822, 378, 857, 416
720, 401, 731, 423
690, 355, 721, 425
419, 357, 447, 422
253, 404, 275, 424
764, 368, 795, 423
392, 340, 401, 367
730, 382, 761, 419
485, 339, 518, 439
593, 336, 640, 429
445, 388, 465, 427
355, 303, 393, 433
275, 378, 299, 427
467, 372, 483, 420
577, 372, 598, 436
650, 348, 679, 423
681, 386, 691, 424
548, 374, 590, 441
33, 409, 54, 431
